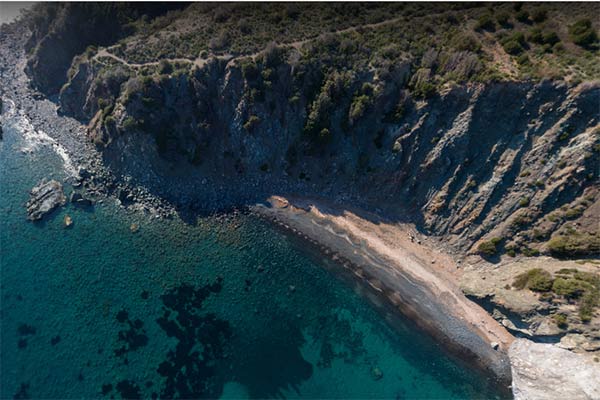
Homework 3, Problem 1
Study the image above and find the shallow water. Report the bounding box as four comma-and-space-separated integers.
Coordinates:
0, 111, 503, 399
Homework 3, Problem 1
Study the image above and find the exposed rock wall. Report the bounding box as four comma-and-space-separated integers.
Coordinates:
56, 51, 599, 255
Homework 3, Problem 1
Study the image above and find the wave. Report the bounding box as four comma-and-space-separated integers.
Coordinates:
2, 98, 78, 177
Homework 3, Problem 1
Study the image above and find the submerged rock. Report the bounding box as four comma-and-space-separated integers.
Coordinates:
25, 179, 66, 220
370, 366, 384, 381
509, 338, 600, 400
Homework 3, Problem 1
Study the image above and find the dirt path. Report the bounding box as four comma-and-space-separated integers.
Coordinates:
93, 14, 407, 70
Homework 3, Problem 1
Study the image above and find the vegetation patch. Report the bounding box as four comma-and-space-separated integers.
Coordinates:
513, 268, 600, 322
547, 228, 600, 257
477, 237, 502, 256
512, 268, 553, 292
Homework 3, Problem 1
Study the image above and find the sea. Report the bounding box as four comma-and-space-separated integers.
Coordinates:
0, 100, 505, 399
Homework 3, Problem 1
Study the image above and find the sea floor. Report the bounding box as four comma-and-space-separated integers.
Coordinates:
0, 108, 504, 399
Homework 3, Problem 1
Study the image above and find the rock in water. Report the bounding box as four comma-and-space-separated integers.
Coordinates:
370, 366, 384, 381
25, 179, 66, 221
63, 215, 73, 228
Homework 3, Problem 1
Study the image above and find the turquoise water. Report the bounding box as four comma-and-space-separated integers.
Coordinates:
0, 113, 503, 399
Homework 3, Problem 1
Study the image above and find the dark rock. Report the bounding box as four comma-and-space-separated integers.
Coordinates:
25, 179, 66, 220
77, 167, 90, 179
69, 191, 93, 206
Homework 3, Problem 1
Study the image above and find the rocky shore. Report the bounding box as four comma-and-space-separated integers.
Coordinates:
0, 22, 176, 220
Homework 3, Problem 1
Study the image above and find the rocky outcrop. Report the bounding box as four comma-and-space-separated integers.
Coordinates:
509, 338, 600, 400
26, 179, 66, 220
461, 257, 600, 351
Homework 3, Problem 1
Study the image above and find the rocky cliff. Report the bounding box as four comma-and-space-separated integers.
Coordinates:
57, 47, 599, 259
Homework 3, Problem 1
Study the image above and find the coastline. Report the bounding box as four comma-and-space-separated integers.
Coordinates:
252, 195, 515, 388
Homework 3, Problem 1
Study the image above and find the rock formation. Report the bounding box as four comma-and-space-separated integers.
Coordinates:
25, 179, 66, 220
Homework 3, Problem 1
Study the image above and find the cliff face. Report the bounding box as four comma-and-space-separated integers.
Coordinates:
56, 50, 600, 257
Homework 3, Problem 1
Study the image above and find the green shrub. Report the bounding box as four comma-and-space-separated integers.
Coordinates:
519, 197, 530, 207
502, 39, 524, 55
240, 60, 259, 81
496, 12, 511, 27
513, 268, 554, 291
348, 94, 371, 124
552, 277, 591, 298
475, 14, 495, 31
552, 313, 568, 329
516, 54, 530, 65
565, 208, 583, 219
477, 237, 502, 256
547, 231, 600, 257
521, 246, 540, 257
580, 290, 599, 322
412, 81, 436, 99
531, 8, 548, 23
569, 19, 599, 48
122, 116, 140, 130
516, 10, 530, 23
158, 59, 173, 75
501, 32, 527, 55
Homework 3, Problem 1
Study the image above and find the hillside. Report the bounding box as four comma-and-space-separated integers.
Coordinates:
12, 2, 600, 350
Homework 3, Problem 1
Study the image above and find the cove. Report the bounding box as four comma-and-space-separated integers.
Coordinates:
0, 118, 504, 398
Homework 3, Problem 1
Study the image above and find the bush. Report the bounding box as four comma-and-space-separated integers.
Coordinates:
241, 60, 259, 81
531, 8, 548, 23
158, 59, 173, 74
502, 39, 524, 55
569, 19, 599, 48
547, 231, 600, 257
516, 10, 530, 23
496, 12, 511, 27
348, 94, 371, 124
477, 237, 502, 256
519, 197, 530, 207
475, 14, 495, 31
552, 313, 568, 329
530, 28, 560, 46
552, 277, 590, 298
513, 268, 554, 292
412, 81, 436, 99
501, 32, 527, 55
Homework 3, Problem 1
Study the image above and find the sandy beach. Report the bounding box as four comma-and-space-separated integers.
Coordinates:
253, 195, 515, 386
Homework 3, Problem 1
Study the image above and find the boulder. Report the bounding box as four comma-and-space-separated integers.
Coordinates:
26, 179, 66, 220
509, 338, 600, 400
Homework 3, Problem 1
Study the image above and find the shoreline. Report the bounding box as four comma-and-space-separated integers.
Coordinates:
252, 195, 515, 389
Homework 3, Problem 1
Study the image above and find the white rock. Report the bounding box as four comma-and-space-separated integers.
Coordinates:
509, 338, 600, 400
